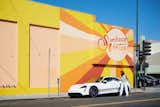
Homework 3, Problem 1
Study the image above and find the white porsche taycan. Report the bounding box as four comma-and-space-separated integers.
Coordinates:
68, 77, 131, 97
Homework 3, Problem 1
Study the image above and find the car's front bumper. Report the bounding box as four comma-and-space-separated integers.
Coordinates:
68, 93, 83, 97
68, 88, 89, 96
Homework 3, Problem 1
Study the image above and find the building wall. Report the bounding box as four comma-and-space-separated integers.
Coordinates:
60, 9, 134, 92
0, 0, 134, 97
60, 9, 104, 92
0, 0, 60, 96
146, 41, 160, 75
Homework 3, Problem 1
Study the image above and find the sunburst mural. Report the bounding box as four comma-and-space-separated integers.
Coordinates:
60, 9, 134, 92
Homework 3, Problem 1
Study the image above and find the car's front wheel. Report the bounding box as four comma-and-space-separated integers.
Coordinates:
89, 86, 98, 97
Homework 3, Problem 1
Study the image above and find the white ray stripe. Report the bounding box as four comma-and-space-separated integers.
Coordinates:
60, 21, 100, 41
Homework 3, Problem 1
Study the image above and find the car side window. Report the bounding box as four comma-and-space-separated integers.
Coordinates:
104, 78, 113, 82
103, 77, 120, 82
112, 77, 119, 81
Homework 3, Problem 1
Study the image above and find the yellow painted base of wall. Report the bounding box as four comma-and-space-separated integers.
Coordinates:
0, 88, 58, 96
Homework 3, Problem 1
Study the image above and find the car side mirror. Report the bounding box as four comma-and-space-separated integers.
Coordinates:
102, 80, 107, 84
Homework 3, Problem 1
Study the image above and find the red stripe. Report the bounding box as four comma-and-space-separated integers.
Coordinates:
125, 55, 134, 72
76, 55, 110, 84
125, 55, 133, 66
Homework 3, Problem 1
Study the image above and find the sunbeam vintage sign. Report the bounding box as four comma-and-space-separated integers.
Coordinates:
98, 28, 128, 61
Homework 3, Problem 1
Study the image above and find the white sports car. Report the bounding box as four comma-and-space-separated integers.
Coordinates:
68, 77, 130, 97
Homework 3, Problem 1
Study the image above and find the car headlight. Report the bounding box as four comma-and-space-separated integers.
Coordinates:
80, 86, 87, 89
80, 86, 87, 92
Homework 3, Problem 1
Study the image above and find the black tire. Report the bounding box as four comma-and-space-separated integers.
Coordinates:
153, 81, 156, 86
69, 95, 75, 98
89, 86, 98, 97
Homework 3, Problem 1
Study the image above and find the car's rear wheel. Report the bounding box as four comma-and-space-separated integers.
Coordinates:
89, 86, 98, 97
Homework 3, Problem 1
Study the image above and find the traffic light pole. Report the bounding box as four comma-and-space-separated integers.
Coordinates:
140, 59, 146, 90
140, 40, 151, 90
135, 0, 139, 88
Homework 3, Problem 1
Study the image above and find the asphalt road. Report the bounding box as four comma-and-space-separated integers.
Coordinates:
0, 92, 160, 107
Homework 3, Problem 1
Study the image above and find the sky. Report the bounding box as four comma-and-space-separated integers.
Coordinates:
32, 0, 160, 42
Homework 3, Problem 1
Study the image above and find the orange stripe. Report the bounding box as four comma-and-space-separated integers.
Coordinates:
100, 24, 113, 33
128, 41, 134, 47
60, 9, 102, 37
100, 24, 108, 33
99, 24, 109, 36
121, 28, 129, 34
60, 53, 106, 92
108, 25, 113, 31
125, 55, 133, 66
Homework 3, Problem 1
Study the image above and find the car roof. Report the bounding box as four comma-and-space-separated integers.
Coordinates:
103, 76, 120, 80
145, 75, 157, 79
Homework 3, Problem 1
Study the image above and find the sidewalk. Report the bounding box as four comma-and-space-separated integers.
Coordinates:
1, 87, 160, 101
0, 93, 68, 101
131, 86, 160, 93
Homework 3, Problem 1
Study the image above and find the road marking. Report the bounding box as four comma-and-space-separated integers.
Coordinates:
64, 98, 91, 101
72, 97, 160, 107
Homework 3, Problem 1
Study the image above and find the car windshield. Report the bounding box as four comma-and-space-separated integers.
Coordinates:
145, 76, 153, 80
146, 75, 156, 80
96, 77, 103, 82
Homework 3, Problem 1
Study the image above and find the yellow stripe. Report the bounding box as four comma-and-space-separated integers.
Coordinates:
73, 98, 160, 107
100, 59, 112, 77
100, 67, 111, 77
127, 30, 134, 41
60, 48, 105, 76
121, 59, 134, 88
63, 9, 95, 23
92, 22, 106, 37
0, 87, 57, 96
